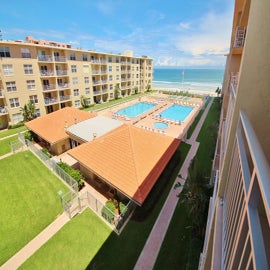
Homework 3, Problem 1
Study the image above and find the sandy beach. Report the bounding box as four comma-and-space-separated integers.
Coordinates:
153, 86, 217, 97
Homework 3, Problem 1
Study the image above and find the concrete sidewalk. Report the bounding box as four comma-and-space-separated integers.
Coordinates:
1, 213, 69, 270
134, 97, 213, 270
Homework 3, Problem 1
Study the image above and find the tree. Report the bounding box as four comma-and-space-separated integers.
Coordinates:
134, 86, 138, 94
20, 101, 36, 122
215, 87, 222, 96
180, 158, 213, 239
114, 84, 121, 99
146, 84, 151, 92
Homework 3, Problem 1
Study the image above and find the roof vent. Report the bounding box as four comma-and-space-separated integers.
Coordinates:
93, 132, 97, 140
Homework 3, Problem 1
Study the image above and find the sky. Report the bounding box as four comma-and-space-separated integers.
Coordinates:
0, 0, 234, 68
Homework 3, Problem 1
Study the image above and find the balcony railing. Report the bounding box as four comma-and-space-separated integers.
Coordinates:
101, 80, 107, 84
0, 106, 8, 114
42, 84, 56, 91
54, 56, 66, 62
56, 70, 68, 76
93, 90, 102, 95
233, 26, 246, 48
92, 70, 100, 74
40, 70, 55, 77
38, 55, 53, 62
92, 80, 101, 85
44, 97, 58, 105
58, 83, 70, 89
101, 70, 107, 74
59, 95, 71, 102
102, 88, 108, 93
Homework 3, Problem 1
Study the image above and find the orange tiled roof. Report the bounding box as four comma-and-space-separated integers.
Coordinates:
25, 107, 96, 144
68, 125, 180, 205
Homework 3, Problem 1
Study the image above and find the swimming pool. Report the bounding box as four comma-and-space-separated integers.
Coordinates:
160, 104, 193, 122
116, 102, 156, 118
153, 122, 168, 129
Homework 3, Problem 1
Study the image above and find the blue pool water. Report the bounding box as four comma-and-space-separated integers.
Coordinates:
116, 102, 156, 118
154, 122, 168, 129
161, 104, 193, 122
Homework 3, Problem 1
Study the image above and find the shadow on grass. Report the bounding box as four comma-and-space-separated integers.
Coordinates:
86, 142, 191, 270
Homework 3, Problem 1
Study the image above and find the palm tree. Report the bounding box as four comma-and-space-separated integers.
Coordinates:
180, 158, 213, 239
114, 84, 121, 99
20, 101, 36, 122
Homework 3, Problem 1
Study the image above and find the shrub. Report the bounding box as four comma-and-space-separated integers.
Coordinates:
8, 122, 24, 129
24, 131, 34, 141
101, 199, 127, 224
57, 161, 84, 189
41, 148, 52, 158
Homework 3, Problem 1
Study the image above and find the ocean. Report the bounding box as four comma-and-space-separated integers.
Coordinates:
153, 68, 224, 93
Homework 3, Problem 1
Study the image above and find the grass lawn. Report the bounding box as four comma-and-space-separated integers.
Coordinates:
19, 142, 191, 270
0, 126, 27, 139
20, 208, 112, 270
0, 151, 69, 265
154, 97, 221, 269
0, 135, 20, 156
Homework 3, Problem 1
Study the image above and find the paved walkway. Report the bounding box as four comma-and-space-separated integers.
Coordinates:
134, 97, 213, 270
1, 213, 69, 270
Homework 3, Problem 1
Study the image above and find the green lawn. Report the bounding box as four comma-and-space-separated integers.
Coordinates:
0, 126, 27, 139
0, 151, 69, 265
19, 143, 191, 270
0, 135, 19, 156
20, 208, 112, 270
154, 97, 221, 270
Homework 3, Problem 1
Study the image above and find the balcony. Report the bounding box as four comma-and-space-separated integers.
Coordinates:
43, 84, 56, 91
59, 95, 71, 102
101, 70, 107, 75
92, 80, 101, 85
56, 70, 68, 76
102, 88, 108, 93
0, 106, 8, 115
92, 70, 100, 74
233, 26, 246, 48
54, 56, 66, 62
38, 55, 53, 62
44, 97, 58, 105
40, 70, 55, 77
58, 83, 70, 89
101, 80, 107, 84
93, 90, 102, 95
0, 90, 4, 98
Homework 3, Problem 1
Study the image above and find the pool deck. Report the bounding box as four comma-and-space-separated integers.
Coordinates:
100, 93, 204, 139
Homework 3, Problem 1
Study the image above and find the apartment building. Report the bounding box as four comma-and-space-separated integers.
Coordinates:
200, 0, 270, 269
0, 36, 153, 129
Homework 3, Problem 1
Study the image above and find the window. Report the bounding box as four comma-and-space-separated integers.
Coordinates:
70, 52, 76, 60
35, 109, 41, 117
136, 74, 139, 78
108, 56, 112, 63
74, 89, 79, 96
71, 65, 77, 73
132, 59, 134, 64
24, 64, 33, 74
72, 77, 78, 84
2, 65, 13, 75
0, 46, 11, 57
116, 57, 119, 63
29, 95, 38, 104
84, 77, 89, 84
6, 81, 17, 92
116, 75, 120, 80
82, 54, 88, 61
27, 80, 36, 90
110, 84, 113, 90
83, 65, 89, 73
136, 67, 139, 71
9, 98, 20, 108
110, 93, 114, 98
132, 66, 134, 71
21, 48, 31, 58
136, 59, 139, 64
85, 87, 90, 94
74, 100, 80, 107
116, 66, 120, 71
132, 74, 134, 78
108, 66, 112, 72
109, 75, 113, 81
12, 113, 23, 124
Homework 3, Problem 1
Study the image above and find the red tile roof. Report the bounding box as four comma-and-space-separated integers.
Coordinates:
25, 107, 96, 144
68, 125, 180, 205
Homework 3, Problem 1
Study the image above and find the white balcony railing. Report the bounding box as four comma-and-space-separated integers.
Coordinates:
0, 106, 8, 114
58, 83, 70, 89
59, 95, 71, 101
40, 70, 55, 76
38, 55, 52, 62
233, 26, 246, 48
56, 70, 68, 76
54, 56, 66, 62
44, 97, 58, 105
42, 84, 56, 91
